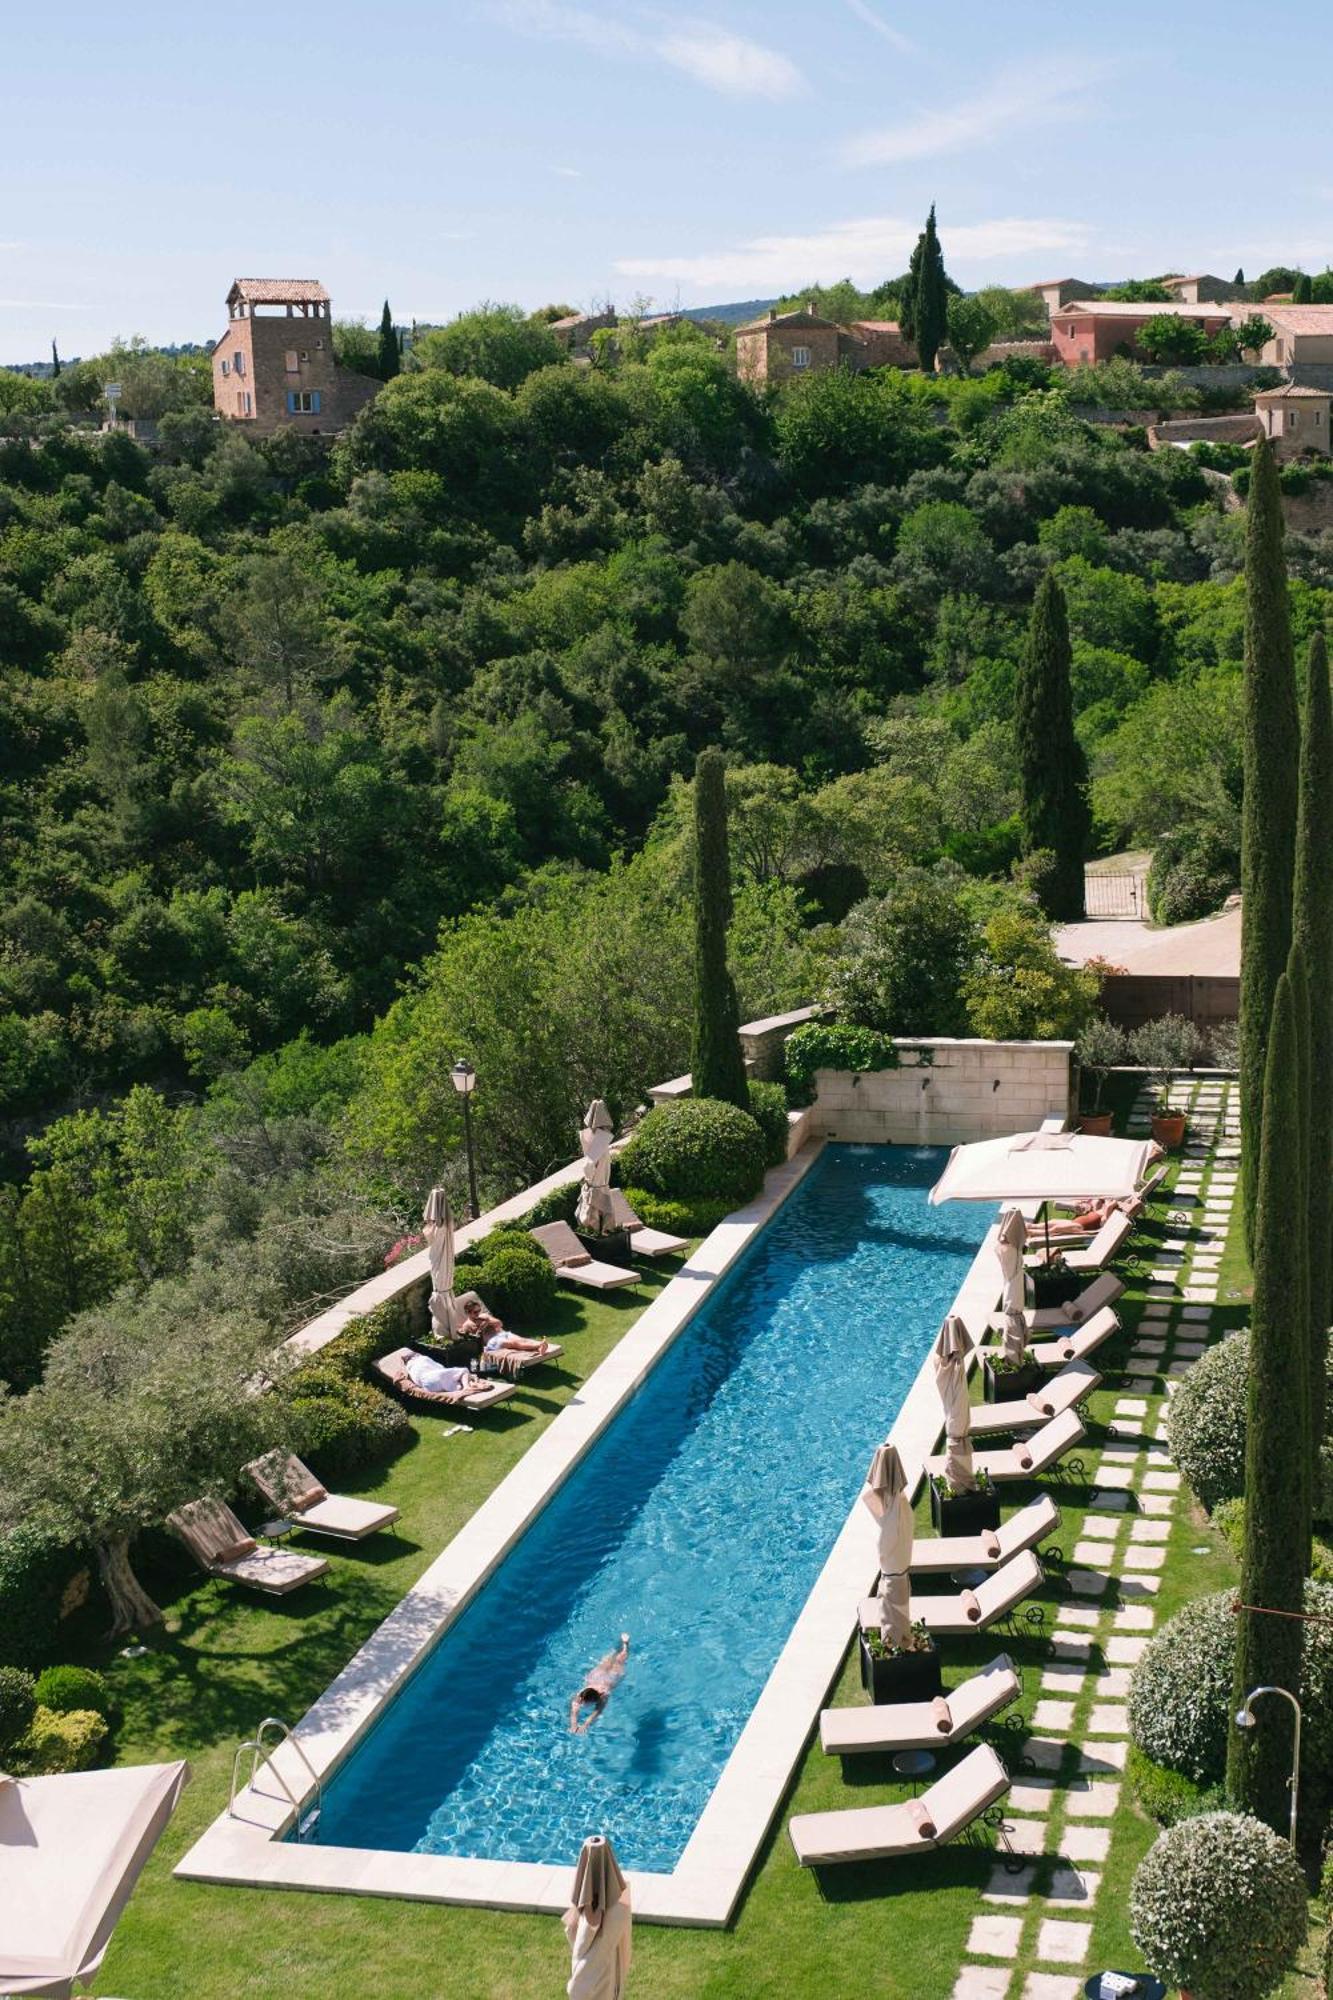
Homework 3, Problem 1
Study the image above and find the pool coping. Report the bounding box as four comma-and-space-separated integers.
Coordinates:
175, 1143, 1002, 1926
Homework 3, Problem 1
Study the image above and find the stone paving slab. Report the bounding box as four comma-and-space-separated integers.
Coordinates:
953, 1967, 1013, 1998
967, 1914, 1024, 1959
1035, 1919, 1091, 1964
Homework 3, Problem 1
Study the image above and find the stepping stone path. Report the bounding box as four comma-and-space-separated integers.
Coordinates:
949, 1076, 1237, 2000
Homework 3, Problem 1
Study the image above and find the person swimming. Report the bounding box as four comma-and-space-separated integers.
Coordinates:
569, 1634, 630, 1735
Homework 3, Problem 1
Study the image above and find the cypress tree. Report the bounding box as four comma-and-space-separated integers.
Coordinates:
1293, 630, 1333, 1456
1286, 937, 1313, 1552
50, 339, 60, 379
1234, 266, 1246, 287
1228, 971, 1309, 1831
1239, 437, 1299, 1253
1293, 272, 1313, 304
1014, 573, 1092, 920
377, 300, 400, 381
900, 205, 949, 373
691, 750, 750, 1110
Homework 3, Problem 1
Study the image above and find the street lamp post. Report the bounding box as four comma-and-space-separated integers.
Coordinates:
1235, 1684, 1302, 1848
451, 1059, 480, 1220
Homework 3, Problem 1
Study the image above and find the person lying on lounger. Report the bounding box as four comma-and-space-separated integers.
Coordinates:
1041, 1197, 1123, 1241
569, 1634, 630, 1734
402, 1351, 488, 1400
458, 1296, 552, 1361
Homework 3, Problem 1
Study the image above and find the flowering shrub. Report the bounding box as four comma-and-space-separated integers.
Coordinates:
1130, 1811, 1307, 2000
383, 1233, 423, 1268
1167, 1330, 1249, 1509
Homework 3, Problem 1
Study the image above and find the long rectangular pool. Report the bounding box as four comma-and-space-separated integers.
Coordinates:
314, 1144, 989, 1872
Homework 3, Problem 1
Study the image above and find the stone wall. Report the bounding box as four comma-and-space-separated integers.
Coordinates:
808, 1038, 1074, 1145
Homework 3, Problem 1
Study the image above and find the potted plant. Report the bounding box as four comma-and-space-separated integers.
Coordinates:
858, 1618, 943, 1704
929, 1468, 1000, 1534
983, 1347, 1045, 1404
1130, 1014, 1205, 1149
1028, 1252, 1077, 1313
1074, 1016, 1127, 1135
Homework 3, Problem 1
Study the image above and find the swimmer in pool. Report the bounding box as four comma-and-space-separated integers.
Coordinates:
569, 1634, 630, 1734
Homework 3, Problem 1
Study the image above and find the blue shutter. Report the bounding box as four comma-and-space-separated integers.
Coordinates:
311, 391, 321, 414
286, 391, 296, 414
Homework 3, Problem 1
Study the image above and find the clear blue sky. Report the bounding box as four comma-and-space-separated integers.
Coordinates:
4, 0, 1333, 363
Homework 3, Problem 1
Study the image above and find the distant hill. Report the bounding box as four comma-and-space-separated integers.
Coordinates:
679, 299, 777, 327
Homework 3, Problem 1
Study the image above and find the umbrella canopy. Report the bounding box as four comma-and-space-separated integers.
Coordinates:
563, 1833, 632, 2000
932, 1314, 975, 1492
929, 1130, 1160, 1207
422, 1186, 457, 1341
0, 1759, 189, 1997
996, 1205, 1030, 1365
861, 1440, 913, 1649
575, 1099, 617, 1239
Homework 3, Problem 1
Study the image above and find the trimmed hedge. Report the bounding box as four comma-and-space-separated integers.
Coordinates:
617, 1098, 766, 1204
748, 1080, 790, 1167
1130, 1811, 1308, 2000
518, 1181, 581, 1230
34, 1664, 111, 1720
13, 1704, 108, 1775
783, 1021, 900, 1108
621, 1187, 733, 1237
0, 1523, 86, 1672
0, 1665, 37, 1753
285, 1369, 410, 1479
1126, 1742, 1223, 1827
1167, 1329, 1249, 1509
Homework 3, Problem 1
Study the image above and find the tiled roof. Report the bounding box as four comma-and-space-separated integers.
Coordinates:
1253, 383, 1332, 400
1061, 299, 1231, 320
851, 319, 902, 333
229, 278, 329, 304
1260, 305, 1333, 334
735, 307, 839, 333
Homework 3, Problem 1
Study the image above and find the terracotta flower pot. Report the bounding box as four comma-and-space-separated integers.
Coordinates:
1151, 1110, 1187, 1150
1077, 1111, 1113, 1136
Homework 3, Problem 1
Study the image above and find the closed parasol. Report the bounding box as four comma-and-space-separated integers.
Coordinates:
563, 1832, 632, 1999
932, 1313, 975, 1491
861, 1440, 913, 1649
575, 1099, 617, 1239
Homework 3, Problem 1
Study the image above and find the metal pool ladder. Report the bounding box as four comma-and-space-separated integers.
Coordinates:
230, 1716, 322, 1841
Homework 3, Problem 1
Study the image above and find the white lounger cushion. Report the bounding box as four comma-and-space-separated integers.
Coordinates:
926, 1409, 1085, 1484
789, 1742, 1010, 1866
861, 1549, 1043, 1637
968, 1360, 1101, 1435
1058, 1208, 1134, 1270
608, 1189, 687, 1256
528, 1221, 640, 1289
821, 1655, 1018, 1755
909, 1494, 1061, 1574
218, 1545, 330, 1593
1028, 1269, 1124, 1329
1027, 1306, 1120, 1370
296, 1494, 400, 1539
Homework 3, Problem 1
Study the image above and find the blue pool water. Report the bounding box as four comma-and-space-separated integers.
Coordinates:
315, 1144, 989, 1871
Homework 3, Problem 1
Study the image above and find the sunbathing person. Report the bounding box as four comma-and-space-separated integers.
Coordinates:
1043, 1198, 1118, 1240
458, 1296, 551, 1361
402, 1350, 488, 1400
569, 1634, 630, 1735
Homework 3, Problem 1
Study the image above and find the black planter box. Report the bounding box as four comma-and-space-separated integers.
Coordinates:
1030, 1266, 1075, 1310
983, 1356, 1045, 1404
930, 1483, 1002, 1535
575, 1225, 634, 1263
858, 1632, 943, 1705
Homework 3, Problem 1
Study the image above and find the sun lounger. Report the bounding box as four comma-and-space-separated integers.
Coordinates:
860, 1550, 1044, 1638
1028, 1208, 1134, 1272
373, 1347, 518, 1412
1026, 1305, 1121, 1370
925, 1409, 1085, 1485
967, 1360, 1101, 1436
243, 1451, 400, 1542
168, 1497, 329, 1596
608, 1189, 687, 1258
528, 1220, 640, 1291
909, 1494, 1061, 1575
789, 1742, 1010, 1867
820, 1655, 1019, 1756
1027, 1268, 1124, 1329
1049, 1162, 1168, 1228
452, 1292, 564, 1377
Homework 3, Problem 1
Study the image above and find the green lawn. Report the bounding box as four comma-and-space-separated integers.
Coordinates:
84, 1107, 1324, 1998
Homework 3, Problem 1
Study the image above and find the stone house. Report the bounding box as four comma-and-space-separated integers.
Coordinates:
1254, 384, 1332, 456
1162, 273, 1233, 304
210, 279, 379, 437
734, 305, 915, 383
848, 319, 917, 367
1244, 305, 1333, 368
548, 309, 616, 358
1027, 277, 1101, 317
1048, 299, 1233, 365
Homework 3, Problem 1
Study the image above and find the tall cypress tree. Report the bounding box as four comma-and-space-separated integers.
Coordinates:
1228, 970, 1310, 1831
1293, 272, 1314, 304
1292, 630, 1333, 1457
50, 339, 60, 379
1239, 438, 1299, 1253
377, 300, 400, 381
900, 205, 949, 373
1286, 937, 1314, 1552
691, 750, 750, 1110
1014, 573, 1092, 920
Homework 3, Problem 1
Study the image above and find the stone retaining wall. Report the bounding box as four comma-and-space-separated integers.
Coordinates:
808, 1037, 1074, 1145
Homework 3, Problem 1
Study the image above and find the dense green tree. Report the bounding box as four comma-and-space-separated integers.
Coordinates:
824, 870, 978, 1035
1292, 629, 1333, 1454
1015, 573, 1092, 919
1239, 438, 1299, 1252
412, 304, 564, 390
1228, 971, 1310, 1831
1101, 278, 1175, 302
1135, 315, 1209, 365
377, 299, 400, 381
690, 749, 750, 1109
899, 205, 949, 372
1293, 272, 1313, 304
946, 295, 999, 374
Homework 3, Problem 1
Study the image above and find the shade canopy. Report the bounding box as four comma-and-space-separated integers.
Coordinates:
575, 1099, 616, 1238
563, 1833, 632, 2000
422, 1186, 457, 1340
932, 1314, 975, 1491
861, 1441, 912, 1648
0, 1759, 189, 1997
930, 1131, 1160, 1207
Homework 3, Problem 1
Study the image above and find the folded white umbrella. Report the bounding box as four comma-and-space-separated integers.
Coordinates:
575, 1099, 616, 1239
932, 1314, 975, 1490
996, 1206, 1030, 1365
0, 1760, 189, 1997
563, 1832, 632, 1999
861, 1440, 913, 1649
422, 1186, 457, 1341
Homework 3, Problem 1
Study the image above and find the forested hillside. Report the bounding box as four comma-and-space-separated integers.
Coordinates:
2, 306, 1331, 1390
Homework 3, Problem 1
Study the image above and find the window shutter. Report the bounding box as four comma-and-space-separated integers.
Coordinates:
286, 391, 296, 414
311, 391, 321, 414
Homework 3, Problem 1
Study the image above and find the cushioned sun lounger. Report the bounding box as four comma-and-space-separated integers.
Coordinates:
1027, 1269, 1124, 1329
909, 1494, 1061, 1575
925, 1409, 1085, 1485
452, 1292, 564, 1376
1049, 1162, 1167, 1228
528, 1220, 640, 1290
243, 1450, 400, 1541
168, 1497, 329, 1596
967, 1360, 1101, 1436
789, 1742, 1010, 1867
820, 1654, 1019, 1756
608, 1189, 688, 1258
1026, 1305, 1121, 1371
860, 1549, 1043, 1637
373, 1347, 518, 1412
1028, 1207, 1134, 1273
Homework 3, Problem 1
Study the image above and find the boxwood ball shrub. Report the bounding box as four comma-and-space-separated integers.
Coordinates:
33, 1664, 111, 1720
285, 1368, 410, 1478
1130, 1810, 1307, 2000
469, 1244, 555, 1327
0, 1665, 37, 1753
619, 1187, 733, 1238
617, 1098, 766, 1204
1167, 1329, 1249, 1509
14, 1705, 109, 1776
747, 1080, 790, 1168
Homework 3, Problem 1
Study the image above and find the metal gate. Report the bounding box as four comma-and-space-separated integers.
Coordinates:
1084, 869, 1146, 919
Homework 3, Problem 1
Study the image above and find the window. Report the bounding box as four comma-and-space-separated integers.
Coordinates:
1288, 410, 1297, 431
285, 350, 299, 373
791, 344, 811, 368
235, 390, 245, 416
220, 359, 230, 376
233, 352, 244, 376
244, 392, 252, 415
286, 390, 321, 414
299, 350, 309, 361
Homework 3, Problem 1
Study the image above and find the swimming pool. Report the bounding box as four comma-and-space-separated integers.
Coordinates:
313, 1144, 989, 1873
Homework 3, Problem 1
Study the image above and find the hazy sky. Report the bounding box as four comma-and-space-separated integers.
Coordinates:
4, 0, 1333, 363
